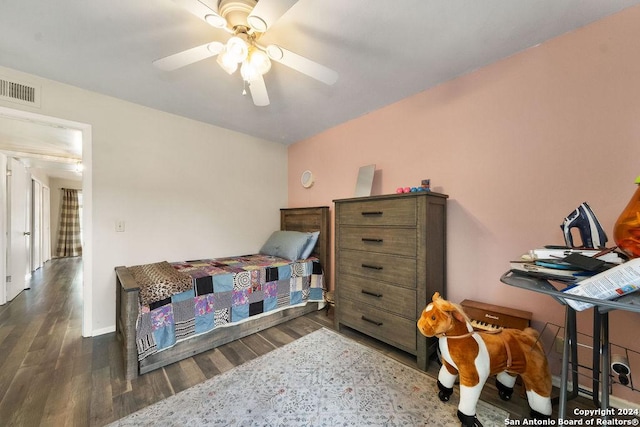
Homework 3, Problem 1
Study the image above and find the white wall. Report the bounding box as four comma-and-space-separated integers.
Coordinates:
0, 65, 288, 335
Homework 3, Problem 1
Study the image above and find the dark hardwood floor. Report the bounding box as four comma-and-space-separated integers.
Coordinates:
0, 258, 625, 426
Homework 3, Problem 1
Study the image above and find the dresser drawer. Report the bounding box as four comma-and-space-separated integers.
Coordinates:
339, 274, 416, 317
339, 226, 416, 257
338, 198, 416, 226
338, 298, 417, 354
339, 249, 416, 286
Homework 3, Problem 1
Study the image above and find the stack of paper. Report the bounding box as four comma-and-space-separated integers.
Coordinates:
509, 261, 582, 282
561, 258, 640, 311
524, 248, 623, 264
510, 247, 624, 283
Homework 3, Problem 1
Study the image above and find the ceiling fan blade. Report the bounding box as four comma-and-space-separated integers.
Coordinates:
247, 0, 298, 32
153, 42, 224, 71
266, 45, 338, 85
249, 75, 270, 106
172, 0, 227, 28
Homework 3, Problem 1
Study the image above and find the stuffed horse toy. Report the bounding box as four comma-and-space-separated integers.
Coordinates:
417, 292, 552, 426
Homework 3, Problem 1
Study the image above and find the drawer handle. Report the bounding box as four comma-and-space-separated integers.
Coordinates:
361, 238, 383, 243
361, 264, 383, 271
361, 316, 383, 326
361, 211, 383, 216
361, 289, 383, 298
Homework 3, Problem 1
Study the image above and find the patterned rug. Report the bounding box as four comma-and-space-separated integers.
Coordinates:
109, 328, 509, 426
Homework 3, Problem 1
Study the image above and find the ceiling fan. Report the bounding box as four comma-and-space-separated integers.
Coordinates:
153, 0, 338, 106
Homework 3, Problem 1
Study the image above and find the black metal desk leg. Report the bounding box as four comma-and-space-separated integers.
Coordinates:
601, 312, 610, 412
559, 306, 580, 420
593, 311, 602, 407
568, 307, 579, 399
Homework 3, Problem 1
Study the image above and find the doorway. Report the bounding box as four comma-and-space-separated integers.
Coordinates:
0, 105, 93, 336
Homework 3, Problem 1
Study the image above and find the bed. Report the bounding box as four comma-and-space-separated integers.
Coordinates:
115, 206, 330, 380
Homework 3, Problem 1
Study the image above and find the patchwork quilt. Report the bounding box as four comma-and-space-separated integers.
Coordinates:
135, 254, 324, 361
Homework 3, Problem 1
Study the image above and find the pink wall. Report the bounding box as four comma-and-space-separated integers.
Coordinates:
289, 5, 640, 399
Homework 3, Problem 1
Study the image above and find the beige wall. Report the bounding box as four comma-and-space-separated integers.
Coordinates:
0, 65, 288, 335
288, 5, 640, 401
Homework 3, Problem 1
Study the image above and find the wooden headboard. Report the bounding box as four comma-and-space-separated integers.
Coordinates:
280, 206, 330, 285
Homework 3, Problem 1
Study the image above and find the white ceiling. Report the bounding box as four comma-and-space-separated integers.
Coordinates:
0, 113, 83, 181
1, 0, 639, 178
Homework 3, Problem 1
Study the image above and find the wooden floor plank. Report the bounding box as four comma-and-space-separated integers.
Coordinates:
163, 357, 207, 394
40, 359, 74, 426
130, 367, 173, 409
217, 337, 258, 368
239, 331, 277, 357
200, 347, 236, 377
68, 369, 92, 427
256, 324, 298, 348
0, 316, 46, 403
89, 366, 114, 426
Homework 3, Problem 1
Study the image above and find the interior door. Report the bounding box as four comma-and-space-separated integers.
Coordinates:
6, 158, 31, 301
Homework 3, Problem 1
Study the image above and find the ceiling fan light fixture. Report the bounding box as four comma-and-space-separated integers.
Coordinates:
240, 60, 259, 82
225, 36, 249, 63
204, 13, 227, 28
217, 49, 238, 74
250, 50, 271, 74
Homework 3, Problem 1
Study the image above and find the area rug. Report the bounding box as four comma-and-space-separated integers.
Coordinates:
109, 328, 509, 426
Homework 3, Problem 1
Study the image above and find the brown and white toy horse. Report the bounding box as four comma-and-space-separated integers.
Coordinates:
417, 292, 552, 426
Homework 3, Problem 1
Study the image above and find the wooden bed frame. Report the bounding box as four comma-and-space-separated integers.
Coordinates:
115, 206, 330, 380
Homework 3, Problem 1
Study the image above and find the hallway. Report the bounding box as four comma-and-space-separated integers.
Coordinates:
0, 257, 93, 425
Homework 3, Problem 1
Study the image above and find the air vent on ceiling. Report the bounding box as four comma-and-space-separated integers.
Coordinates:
0, 76, 41, 108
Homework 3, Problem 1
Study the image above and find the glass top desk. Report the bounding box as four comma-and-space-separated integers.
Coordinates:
500, 271, 640, 420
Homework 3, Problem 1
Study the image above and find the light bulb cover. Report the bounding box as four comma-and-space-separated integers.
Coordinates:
250, 50, 271, 75
240, 60, 259, 82
217, 49, 238, 74
226, 36, 248, 63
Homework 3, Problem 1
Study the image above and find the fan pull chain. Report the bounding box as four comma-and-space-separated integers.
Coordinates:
242, 80, 247, 96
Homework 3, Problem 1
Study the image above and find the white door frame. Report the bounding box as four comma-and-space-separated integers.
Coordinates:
42, 185, 51, 264
32, 178, 42, 272
0, 153, 6, 305
0, 106, 93, 337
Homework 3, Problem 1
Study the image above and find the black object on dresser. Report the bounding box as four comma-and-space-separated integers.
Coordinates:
333, 192, 448, 371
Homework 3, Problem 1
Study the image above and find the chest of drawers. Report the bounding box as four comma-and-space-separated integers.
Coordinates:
334, 192, 447, 370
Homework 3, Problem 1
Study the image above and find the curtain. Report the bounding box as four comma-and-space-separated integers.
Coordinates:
55, 189, 82, 257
